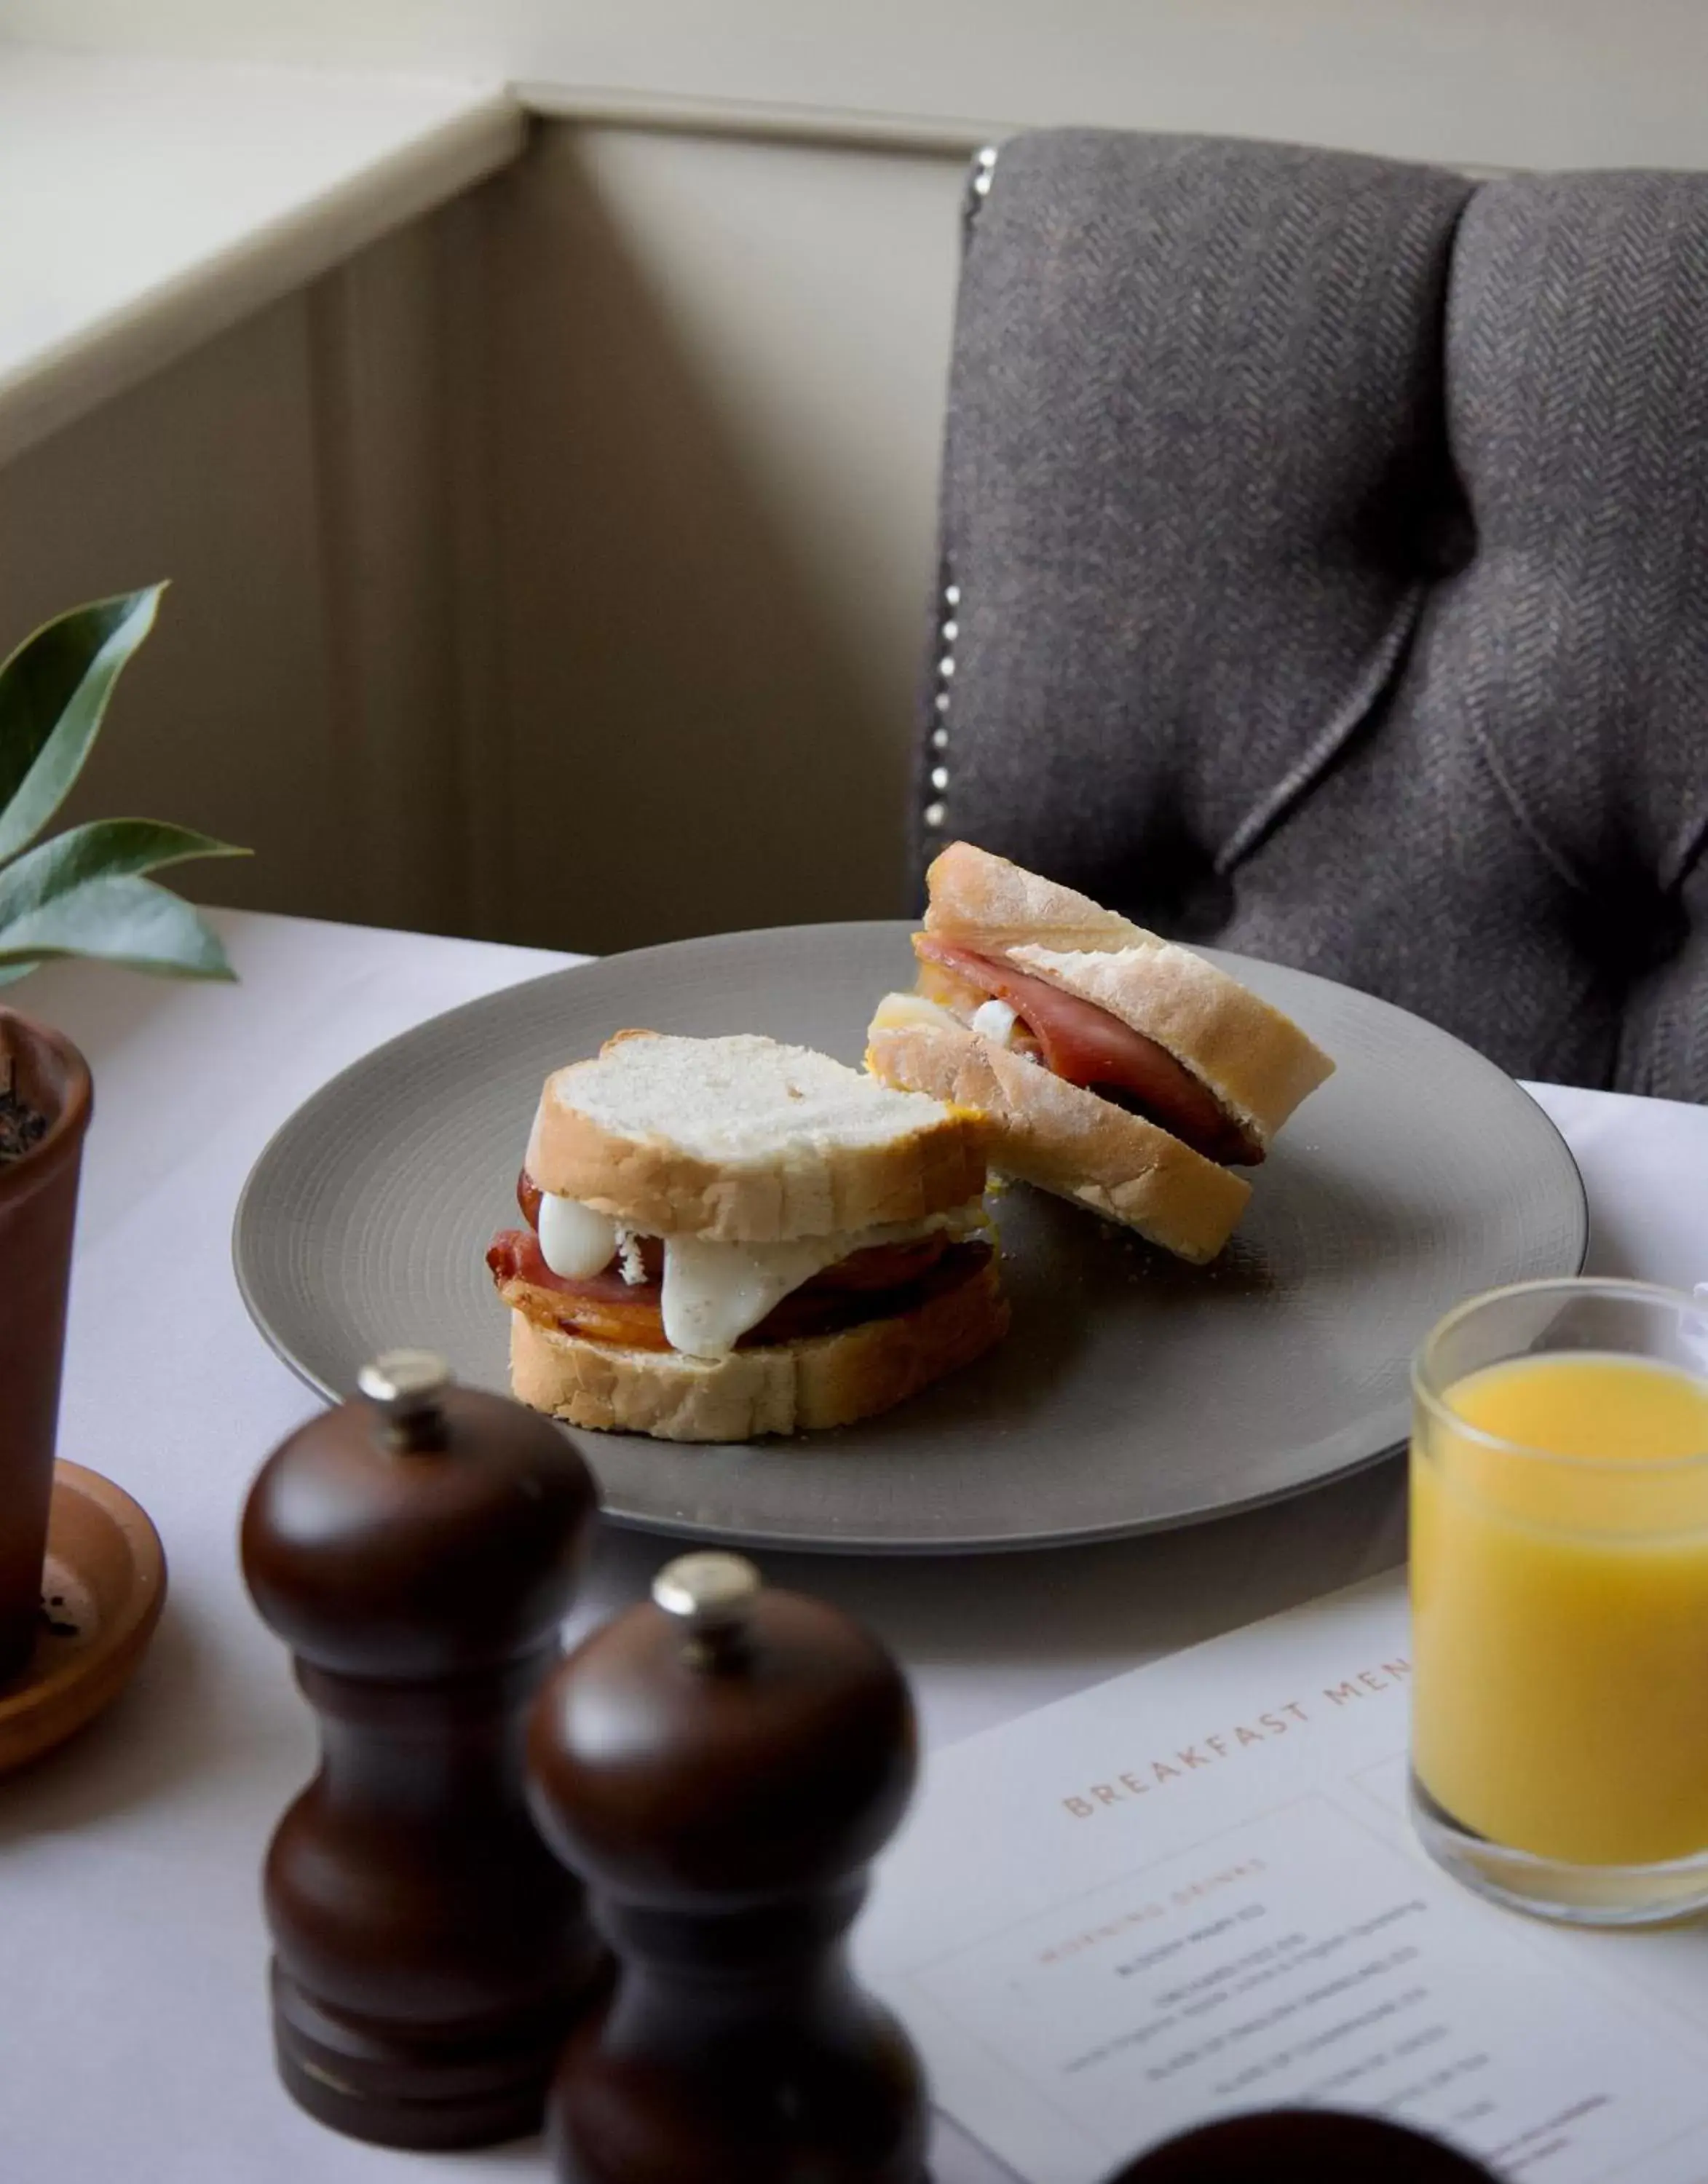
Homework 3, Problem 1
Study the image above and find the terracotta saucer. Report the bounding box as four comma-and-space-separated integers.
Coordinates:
0, 1461, 167, 1776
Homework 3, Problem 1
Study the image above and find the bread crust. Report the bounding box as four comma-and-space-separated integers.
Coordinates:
924, 842, 1333, 1148
506, 1250, 1009, 1441
867, 1011, 1250, 1263
525, 1030, 987, 1243
924, 840, 1137, 951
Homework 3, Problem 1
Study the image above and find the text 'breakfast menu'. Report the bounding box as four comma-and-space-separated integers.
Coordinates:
858, 1577, 1708, 2184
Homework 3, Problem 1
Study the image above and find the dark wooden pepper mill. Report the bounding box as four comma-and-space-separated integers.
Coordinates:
527, 1550, 930, 2184
1104, 2110, 1498, 2181
240, 1349, 609, 2150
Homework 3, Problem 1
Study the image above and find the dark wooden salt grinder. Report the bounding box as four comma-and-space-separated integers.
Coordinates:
240, 1350, 608, 2149
528, 1551, 930, 2184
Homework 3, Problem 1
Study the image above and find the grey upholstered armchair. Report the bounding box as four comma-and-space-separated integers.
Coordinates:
916, 130, 1708, 1101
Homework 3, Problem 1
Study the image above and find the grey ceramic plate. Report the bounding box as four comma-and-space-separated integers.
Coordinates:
233, 921, 1586, 1554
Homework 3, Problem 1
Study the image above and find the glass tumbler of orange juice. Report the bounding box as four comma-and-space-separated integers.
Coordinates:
1411, 1278, 1708, 1924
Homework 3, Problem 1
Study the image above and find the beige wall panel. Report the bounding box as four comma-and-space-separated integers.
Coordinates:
6, 2, 1708, 173
301, 210, 475, 937
0, 289, 355, 920
0, 212, 474, 938
483, 124, 963, 952
0, 127, 964, 957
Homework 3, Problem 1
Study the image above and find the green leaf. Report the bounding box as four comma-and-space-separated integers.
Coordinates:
0, 874, 235, 980
0, 818, 245, 931
0, 587, 163, 866
0, 960, 39, 986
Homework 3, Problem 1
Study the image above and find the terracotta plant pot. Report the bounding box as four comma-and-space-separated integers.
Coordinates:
0, 1010, 92, 1686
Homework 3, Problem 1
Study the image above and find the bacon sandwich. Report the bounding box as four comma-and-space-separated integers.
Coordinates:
486, 1030, 1006, 1441
866, 843, 1334, 1263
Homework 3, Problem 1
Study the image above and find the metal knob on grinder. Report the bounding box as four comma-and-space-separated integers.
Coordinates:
356, 1347, 454, 1449
652, 1549, 761, 1663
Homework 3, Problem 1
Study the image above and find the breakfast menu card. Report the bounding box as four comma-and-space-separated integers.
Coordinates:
857, 1575, 1708, 2184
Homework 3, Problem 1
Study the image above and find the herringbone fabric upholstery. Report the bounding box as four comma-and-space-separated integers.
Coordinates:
920, 132, 1708, 1099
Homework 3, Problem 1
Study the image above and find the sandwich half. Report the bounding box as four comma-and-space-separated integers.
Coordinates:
486, 1030, 1006, 1441
866, 843, 1335, 1263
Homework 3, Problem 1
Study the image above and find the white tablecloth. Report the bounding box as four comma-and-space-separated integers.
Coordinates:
4, 908, 1705, 2183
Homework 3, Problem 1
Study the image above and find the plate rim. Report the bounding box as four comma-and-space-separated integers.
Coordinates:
231, 919, 1589, 1556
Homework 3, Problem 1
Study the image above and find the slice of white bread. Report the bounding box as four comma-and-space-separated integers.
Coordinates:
507, 1246, 1009, 1441
524, 1030, 987, 1243
866, 995, 1250, 1265
923, 842, 1334, 1151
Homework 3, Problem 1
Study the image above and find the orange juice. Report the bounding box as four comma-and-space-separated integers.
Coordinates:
1412, 1352, 1708, 1867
